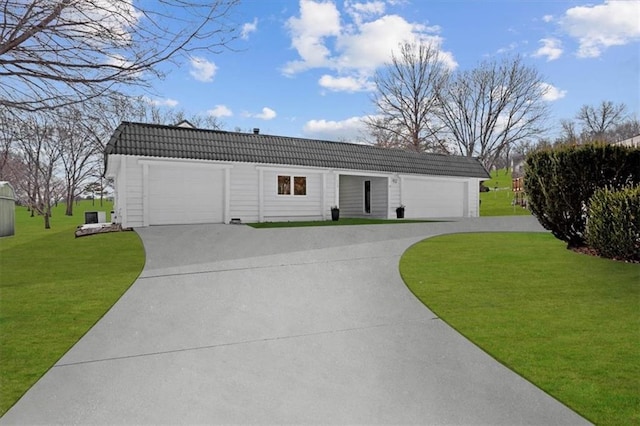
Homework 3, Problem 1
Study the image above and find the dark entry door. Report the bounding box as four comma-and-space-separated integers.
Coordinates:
364, 180, 371, 214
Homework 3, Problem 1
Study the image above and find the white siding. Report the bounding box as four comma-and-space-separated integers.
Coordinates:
388, 175, 401, 218
325, 172, 337, 219
468, 178, 480, 217
107, 153, 480, 226
261, 169, 325, 221
119, 155, 144, 228
229, 163, 259, 222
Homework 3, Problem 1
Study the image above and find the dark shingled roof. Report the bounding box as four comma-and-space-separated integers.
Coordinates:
106, 121, 490, 179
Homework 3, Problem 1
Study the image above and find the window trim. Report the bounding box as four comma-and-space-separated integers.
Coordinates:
277, 174, 307, 197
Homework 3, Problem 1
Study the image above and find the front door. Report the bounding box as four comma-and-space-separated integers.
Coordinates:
364, 180, 371, 214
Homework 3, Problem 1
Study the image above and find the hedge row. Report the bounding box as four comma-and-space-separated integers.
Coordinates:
524, 143, 640, 249
586, 186, 640, 262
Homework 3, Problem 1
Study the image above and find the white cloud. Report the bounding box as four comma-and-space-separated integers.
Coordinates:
283, 0, 457, 85
540, 82, 567, 101
105, 54, 133, 69
241, 18, 258, 40
303, 115, 368, 141
189, 56, 217, 82
318, 74, 375, 92
533, 38, 563, 61
336, 15, 449, 71
283, 0, 341, 74
561, 0, 640, 58
345, 0, 386, 24
207, 105, 233, 117
246, 107, 277, 120
496, 42, 518, 54
62, 0, 141, 46
542, 14, 554, 23
144, 97, 179, 107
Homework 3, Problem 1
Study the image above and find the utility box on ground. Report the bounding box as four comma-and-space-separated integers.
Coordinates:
84, 211, 107, 224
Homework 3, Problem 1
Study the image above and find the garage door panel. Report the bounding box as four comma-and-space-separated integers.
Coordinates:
148, 165, 224, 225
403, 178, 464, 218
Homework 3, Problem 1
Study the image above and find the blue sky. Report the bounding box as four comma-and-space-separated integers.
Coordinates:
144, 0, 640, 141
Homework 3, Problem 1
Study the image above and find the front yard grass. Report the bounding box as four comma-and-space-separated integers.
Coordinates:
399, 232, 639, 425
480, 168, 531, 217
0, 201, 145, 416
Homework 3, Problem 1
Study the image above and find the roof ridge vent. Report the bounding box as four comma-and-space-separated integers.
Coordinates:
253, 128, 260, 135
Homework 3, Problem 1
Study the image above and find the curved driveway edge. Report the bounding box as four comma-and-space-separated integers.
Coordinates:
2, 216, 589, 425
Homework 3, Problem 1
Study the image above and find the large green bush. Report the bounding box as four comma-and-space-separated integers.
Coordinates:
524, 143, 640, 248
586, 186, 640, 261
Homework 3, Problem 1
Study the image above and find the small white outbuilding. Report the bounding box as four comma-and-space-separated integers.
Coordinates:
0, 181, 16, 237
105, 122, 490, 227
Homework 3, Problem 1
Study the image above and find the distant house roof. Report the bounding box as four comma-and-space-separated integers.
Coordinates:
614, 134, 640, 148
105, 121, 490, 179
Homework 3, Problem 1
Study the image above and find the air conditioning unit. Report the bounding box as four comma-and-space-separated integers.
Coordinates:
85, 211, 107, 224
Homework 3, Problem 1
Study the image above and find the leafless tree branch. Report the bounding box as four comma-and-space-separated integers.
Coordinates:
0, 0, 239, 111
576, 101, 627, 141
437, 55, 550, 169
365, 42, 450, 152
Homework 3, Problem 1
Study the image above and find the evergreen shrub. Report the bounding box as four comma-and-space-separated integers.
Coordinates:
524, 143, 640, 248
586, 186, 640, 262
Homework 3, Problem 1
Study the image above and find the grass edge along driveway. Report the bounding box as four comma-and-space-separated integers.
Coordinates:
399, 232, 639, 426
0, 203, 145, 417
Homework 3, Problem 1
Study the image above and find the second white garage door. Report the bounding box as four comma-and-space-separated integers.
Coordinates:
148, 164, 224, 225
402, 177, 467, 218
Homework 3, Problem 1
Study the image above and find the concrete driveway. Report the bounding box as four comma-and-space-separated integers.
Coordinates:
2, 217, 588, 425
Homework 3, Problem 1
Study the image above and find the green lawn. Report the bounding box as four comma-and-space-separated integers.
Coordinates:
248, 217, 438, 228
0, 201, 145, 416
400, 232, 640, 425
480, 169, 531, 216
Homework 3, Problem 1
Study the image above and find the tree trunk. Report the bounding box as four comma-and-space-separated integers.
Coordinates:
65, 191, 74, 216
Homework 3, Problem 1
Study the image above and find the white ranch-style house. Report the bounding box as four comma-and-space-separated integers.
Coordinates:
105, 122, 490, 227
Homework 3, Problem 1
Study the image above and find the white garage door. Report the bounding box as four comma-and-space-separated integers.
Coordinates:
148, 165, 224, 225
403, 178, 466, 218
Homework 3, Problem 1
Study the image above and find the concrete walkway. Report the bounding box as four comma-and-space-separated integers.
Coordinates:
1, 217, 589, 425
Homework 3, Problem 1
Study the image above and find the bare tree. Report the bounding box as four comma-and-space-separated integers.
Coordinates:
365, 42, 450, 152
128, 99, 224, 129
183, 113, 224, 130
0, 0, 239, 111
559, 119, 580, 145
608, 117, 640, 142
15, 114, 62, 228
576, 101, 627, 141
0, 107, 17, 177
55, 106, 101, 216
363, 116, 406, 149
437, 56, 550, 170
